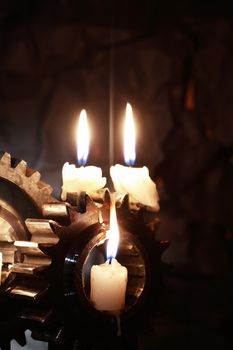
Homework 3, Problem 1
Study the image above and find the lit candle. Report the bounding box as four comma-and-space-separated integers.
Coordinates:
61, 110, 106, 200
0, 252, 2, 285
90, 200, 128, 314
110, 103, 159, 210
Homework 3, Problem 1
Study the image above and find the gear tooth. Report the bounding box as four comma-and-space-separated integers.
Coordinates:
121, 194, 129, 210
29, 170, 41, 183
0, 153, 55, 210
40, 184, 53, 197
0, 152, 11, 166
15, 160, 27, 174
7, 279, 49, 300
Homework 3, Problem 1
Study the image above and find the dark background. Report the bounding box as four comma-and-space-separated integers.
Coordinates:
0, 1, 232, 349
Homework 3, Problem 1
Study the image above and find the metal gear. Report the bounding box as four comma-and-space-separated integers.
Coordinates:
0, 152, 54, 210
0, 153, 169, 350
0, 152, 59, 349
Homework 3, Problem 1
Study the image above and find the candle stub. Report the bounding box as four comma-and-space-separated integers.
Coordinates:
61, 162, 106, 201
90, 258, 128, 314
110, 164, 159, 210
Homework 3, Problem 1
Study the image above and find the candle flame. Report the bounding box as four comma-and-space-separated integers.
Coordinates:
76, 109, 90, 165
124, 103, 136, 166
106, 201, 120, 261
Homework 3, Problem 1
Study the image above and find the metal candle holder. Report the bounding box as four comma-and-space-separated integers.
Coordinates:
0, 153, 169, 350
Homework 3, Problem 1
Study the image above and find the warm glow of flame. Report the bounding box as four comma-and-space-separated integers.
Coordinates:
124, 103, 136, 166
76, 109, 90, 165
106, 201, 120, 260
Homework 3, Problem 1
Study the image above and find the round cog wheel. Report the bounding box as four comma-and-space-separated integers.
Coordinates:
0, 152, 58, 349
0, 153, 169, 350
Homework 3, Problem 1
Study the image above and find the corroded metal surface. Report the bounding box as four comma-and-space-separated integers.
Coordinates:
0, 152, 61, 348
0, 153, 56, 211
0, 152, 167, 349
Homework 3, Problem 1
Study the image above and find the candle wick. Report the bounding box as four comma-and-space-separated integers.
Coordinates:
109, 257, 112, 264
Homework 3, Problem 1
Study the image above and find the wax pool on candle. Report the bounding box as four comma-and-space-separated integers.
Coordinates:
90, 258, 128, 313
61, 163, 106, 201
110, 164, 159, 210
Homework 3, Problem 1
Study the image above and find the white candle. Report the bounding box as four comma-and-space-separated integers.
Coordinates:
90, 259, 127, 313
61, 109, 106, 200
110, 164, 159, 209
61, 163, 106, 200
90, 200, 128, 314
110, 103, 159, 210
0, 252, 2, 285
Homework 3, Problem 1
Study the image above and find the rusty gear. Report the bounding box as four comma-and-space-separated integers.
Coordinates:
0, 153, 168, 350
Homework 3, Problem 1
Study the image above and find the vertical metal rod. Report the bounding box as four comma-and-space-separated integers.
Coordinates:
109, 1, 115, 168
109, 56, 114, 167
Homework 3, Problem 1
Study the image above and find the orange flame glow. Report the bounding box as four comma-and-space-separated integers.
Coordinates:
123, 103, 136, 166
76, 109, 90, 165
106, 201, 120, 260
